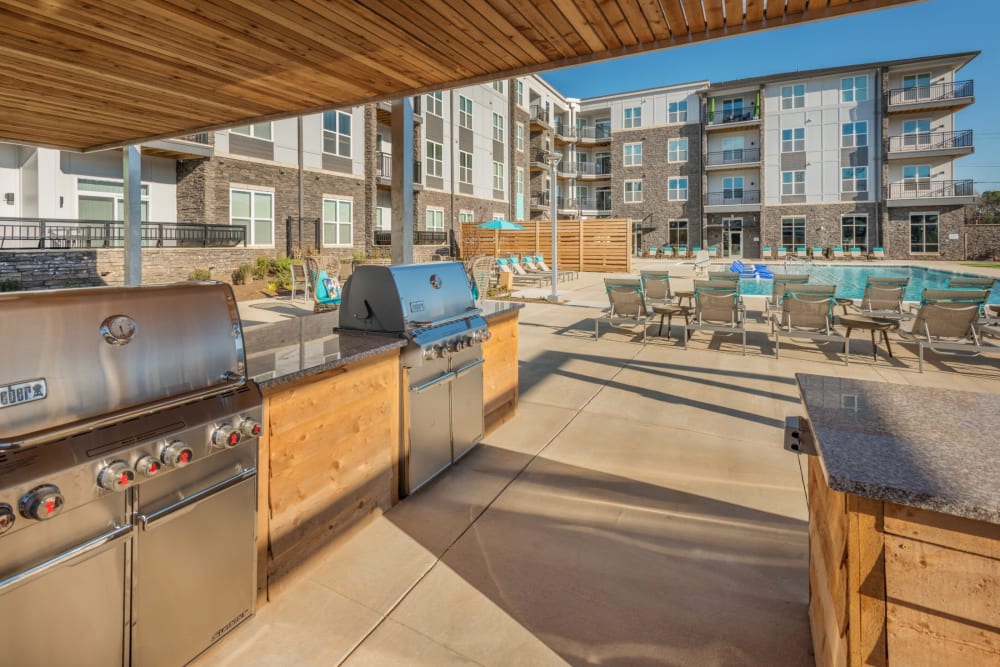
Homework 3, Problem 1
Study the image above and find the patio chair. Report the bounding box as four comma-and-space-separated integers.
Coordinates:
684, 280, 746, 355
765, 274, 811, 315
709, 246, 720, 257
708, 270, 738, 281
947, 276, 996, 290
692, 246, 702, 253
832, 247, 845, 260
849, 247, 862, 260
509, 256, 552, 285
597, 277, 649, 343
534, 255, 577, 281
872, 247, 886, 259
795, 246, 807, 258
897, 288, 990, 372
772, 291, 849, 364
646, 247, 658, 258
693, 249, 712, 275
289, 261, 312, 303
810, 247, 824, 259
776, 247, 787, 259
678, 246, 688, 259
639, 270, 673, 306
762, 246, 772, 259
852, 284, 906, 320
306, 255, 343, 311
770, 282, 836, 329
497, 258, 548, 287
522, 256, 555, 279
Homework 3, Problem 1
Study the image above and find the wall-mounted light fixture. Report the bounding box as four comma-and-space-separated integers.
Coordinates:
4, 193, 13, 205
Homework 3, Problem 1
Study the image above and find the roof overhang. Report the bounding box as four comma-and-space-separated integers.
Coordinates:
0, 0, 926, 152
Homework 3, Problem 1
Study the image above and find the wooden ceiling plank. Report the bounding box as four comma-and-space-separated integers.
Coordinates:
724, 0, 746, 27
543, 0, 611, 53
829, 0, 850, 5
786, 0, 809, 15
507, 0, 593, 57
806, 0, 831, 13
747, 0, 766, 22
682, 0, 707, 32
476, 0, 572, 61
446, 0, 551, 64
703, 0, 727, 31
636, 0, 673, 40
662, 1, 691, 36
610, 0, 657, 45
765, 0, 787, 19
569, 0, 622, 51
597, 0, 641, 47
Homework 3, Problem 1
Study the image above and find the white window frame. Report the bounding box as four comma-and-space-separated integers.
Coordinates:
668, 177, 688, 201
425, 207, 445, 231
903, 73, 932, 100
426, 140, 443, 178
781, 84, 805, 110
910, 212, 939, 253
230, 122, 272, 141
623, 105, 641, 129
781, 216, 807, 247
321, 196, 353, 247
842, 121, 868, 148
322, 111, 351, 158
841, 214, 869, 251
458, 95, 472, 129
624, 179, 643, 203
492, 212, 505, 221
782, 127, 804, 152
459, 210, 475, 224
841, 76, 868, 103
668, 219, 688, 246
492, 112, 504, 142
230, 188, 274, 248
492, 161, 505, 191
516, 167, 524, 195
459, 151, 473, 184
77, 178, 149, 222
781, 170, 805, 196
492, 80, 504, 94
902, 119, 931, 147
841, 166, 868, 195
721, 136, 744, 162
721, 97, 744, 120
903, 164, 931, 192
668, 100, 688, 124
426, 91, 443, 117
668, 138, 688, 163
623, 142, 642, 166
516, 122, 524, 151
375, 206, 391, 232
722, 176, 744, 201
516, 80, 524, 107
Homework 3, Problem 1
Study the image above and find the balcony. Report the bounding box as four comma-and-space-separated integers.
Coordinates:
886, 130, 973, 160
705, 147, 761, 170
887, 179, 975, 207
704, 190, 761, 213
529, 104, 551, 129
375, 151, 423, 189
373, 230, 448, 246
0, 217, 246, 249
375, 96, 423, 124
553, 122, 576, 143
576, 125, 612, 144
141, 132, 214, 159
575, 161, 612, 179
529, 151, 549, 170
705, 107, 761, 130
576, 195, 612, 213
886, 80, 974, 112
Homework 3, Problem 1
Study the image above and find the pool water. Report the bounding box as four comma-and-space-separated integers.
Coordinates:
737, 264, 1000, 303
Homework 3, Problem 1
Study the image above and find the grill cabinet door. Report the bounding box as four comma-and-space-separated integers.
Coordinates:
451, 358, 485, 461
407, 372, 455, 494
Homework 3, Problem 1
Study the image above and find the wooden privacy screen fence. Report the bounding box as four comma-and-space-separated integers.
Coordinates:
461, 219, 632, 273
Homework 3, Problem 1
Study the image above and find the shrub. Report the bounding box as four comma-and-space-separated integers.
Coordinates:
232, 263, 252, 285
188, 268, 212, 281
252, 256, 269, 280
0, 278, 22, 292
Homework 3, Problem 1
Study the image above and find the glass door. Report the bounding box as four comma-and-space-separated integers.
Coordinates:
726, 230, 743, 258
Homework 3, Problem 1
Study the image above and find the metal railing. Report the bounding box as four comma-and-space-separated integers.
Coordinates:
373, 230, 448, 246
176, 132, 211, 144
705, 146, 761, 166
887, 129, 973, 153
376, 152, 422, 183
529, 104, 549, 124
575, 160, 612, 176
554, 122, 576, 139
576, 196, 611, 211
888, 179, 974, 200
0, 218, 246, 249
887, 80, 974, 106
576, 125, 612, 140
705, 190, 761, 206
705, 107, 760, 125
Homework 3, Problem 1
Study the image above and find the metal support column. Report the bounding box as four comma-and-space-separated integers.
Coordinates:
545, 151, 562, 302
123, 145, 142, 286
391, 97, 415, 265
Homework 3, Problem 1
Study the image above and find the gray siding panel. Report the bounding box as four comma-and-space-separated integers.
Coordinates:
322, 154, 352, 173
781, 195, 807, 204
841, 147, 869, 167
427, 176, 444, 190
426, 115, 444, 142
229, 134, 274, 161
459, 182, 473, 195
493, 189, 505, 201
493, 140, 505, 163
780, 152, 806, 171
459, 127, 473, 152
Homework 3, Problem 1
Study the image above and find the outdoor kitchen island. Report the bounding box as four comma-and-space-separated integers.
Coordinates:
243, 300, 521, 601
795, 374, 1000, 667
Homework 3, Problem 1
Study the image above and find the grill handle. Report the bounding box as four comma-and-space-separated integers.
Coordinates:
453, 358, 486, 378
411, 372, 455, 394
0, 377, 247, 451
410, 307, 483, 329
0, 524, 133, 595
137, 467, 257, 530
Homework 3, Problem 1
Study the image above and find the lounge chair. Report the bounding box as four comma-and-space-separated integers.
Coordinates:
770, 283, 836, 329
708, 270, 738, 281
811, 247, 824, 259
533, 255, 577, 281
776, 247, 788, 259
497, 258, 548, 287
832, 247, 845, 260
772, 290, 849, 364
872, 247, 886, 259
684, 280, 746, 355
762, 246, 772, 259
795, 246, 807, 258
709, 246, 720, 258
765, 274, 811, 315
897, 288, 990, 372
289, 261, 312, 303
646, 247, 658, 258
639, 270, 673, 306
852, 284, 906, 320
597, 277, 649, 342
693, 249, 712, 274
678, 246, 688, 259
947, 276, 997, 290
849, 247, 862, 260
692, 246, 702, 253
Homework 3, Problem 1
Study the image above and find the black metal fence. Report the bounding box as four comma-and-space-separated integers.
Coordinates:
887, 80, 974, 106
888, 179, 975, 200
373, 230, 448, 246
376, 152, 422, 183
529, 104, 550, 125
887, 130, 973, 153
705, 190, 761, 206
705, 107, 760, 125
706, 147, 761, 166
0, 218, 246, 249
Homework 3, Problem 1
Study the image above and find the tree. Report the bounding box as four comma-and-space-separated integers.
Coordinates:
980, 191, 1000, 207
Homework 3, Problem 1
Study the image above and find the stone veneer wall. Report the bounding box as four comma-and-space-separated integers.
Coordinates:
964, 224, 1000, 261
884, 206, 964, 260
761, 203, 879, 253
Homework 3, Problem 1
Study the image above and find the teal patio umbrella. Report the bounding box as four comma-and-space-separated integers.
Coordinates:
478, 219, 524, 256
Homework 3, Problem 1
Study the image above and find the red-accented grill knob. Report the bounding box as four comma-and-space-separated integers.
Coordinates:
480, 329, 492, 342
0, 503, 15, 534
20, 485, 65, 521
97, 460, 136, 492
238, 418, 262, 439
161, 441, 194, 468
135, 456, 161, 477
211, 424, 242, 449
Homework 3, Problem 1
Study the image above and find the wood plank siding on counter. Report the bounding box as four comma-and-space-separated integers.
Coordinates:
483, 308, 520, 433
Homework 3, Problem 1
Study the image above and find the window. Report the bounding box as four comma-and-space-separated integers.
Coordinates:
624, 106, 641, 129
781, 217, 806, 247
492, 113, 504, 142
722, 97, 744, 121
781, 84, 805, 110
458, 96, 472, 129
492, 80, 504, 94
492, 212, 504, 221
721, 136, 744, 162
668, 100, 687, 124
668, 138, 688, 163
459, 151, 472, 184
782, 170, 805, 196
903, 164, 931, 191
230, 189, 273, 247
595, 119, 611, 138
841, 76, 868, 103
782, 127, 804, 152
842, 166, 868, 194
459, 210, 475, 224
722, 177, 744, 201
910, 213, 939, 253
668, 220, 688, 246
903, 73, 932, 101
516, 123, 524, 151
78, 178, 149, 222
492, 161, 505, 191
596, 186, 611, 211
516, 168, 524, 195
623, 142, 642, 166
516, 80, 524, 107
322, 111, 351, 157
375, 206, 391, 231
575, 185, 588, 204
842, 121, 868, 148
426, 91, 443, 116
321, 197, 352, 246
595, 152, 611, 175
668, 177, 688, 201
230, 122, 272, 140
841, 215, 868, 250
426, 140, 443, 178
902, 119, 931, 147
624, 179, 643, 203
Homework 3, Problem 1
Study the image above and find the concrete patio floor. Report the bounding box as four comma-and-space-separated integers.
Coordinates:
202, 260, 1000, 666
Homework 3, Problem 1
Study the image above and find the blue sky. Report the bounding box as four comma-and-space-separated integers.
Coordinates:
543, 0, 998, 192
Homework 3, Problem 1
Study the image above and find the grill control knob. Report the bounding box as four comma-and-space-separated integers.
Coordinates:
452, 339, 464, 352
211, 424, 242, 449
0, 503, 14, 535
437, 344, 451, 359
20, 485, 65, 521
238, 418, 262, 439
161, 441, 194, 468
424, 346, 438, 361
97, 460, 136, 491
135, 456, 162, 477
480, 329, 492, 342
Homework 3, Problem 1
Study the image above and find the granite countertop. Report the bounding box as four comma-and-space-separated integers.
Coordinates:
796, 373, 1000, 524
479, 300, 525, 318
243, 311, 405, 390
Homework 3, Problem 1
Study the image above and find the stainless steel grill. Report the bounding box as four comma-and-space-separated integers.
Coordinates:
339, 262, 489, 494
0, 283, 262, 667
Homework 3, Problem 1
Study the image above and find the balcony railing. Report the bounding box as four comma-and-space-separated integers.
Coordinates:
0, 218, 246, 249
705, 190, 761, 207
705, 147, 761, 166
576, 196, 611, 211
575, 161, 612, 176
176, 132, 211, 144
706, 107, 760, 125
554, 122, 576, 139
530, 105, 550, 125
373, 230, 448, 246
887, 80, 974, 106
888, 179, 974, 200
376, 151, 422, 183
576, 126, 612, 140
887, 130, 973, 153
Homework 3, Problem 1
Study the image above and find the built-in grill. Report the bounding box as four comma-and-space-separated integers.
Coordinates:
0, 283, 262, 667
339, 262, 489, 495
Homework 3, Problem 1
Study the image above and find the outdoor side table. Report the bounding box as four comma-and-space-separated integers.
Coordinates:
834, 297, 853, 315
837, 314, 899, 361
652, 304, 689, 339
675, 290, 695, 308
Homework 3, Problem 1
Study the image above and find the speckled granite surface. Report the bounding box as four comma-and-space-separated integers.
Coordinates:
479, 300, 525, 319
796, 373, 1000, 524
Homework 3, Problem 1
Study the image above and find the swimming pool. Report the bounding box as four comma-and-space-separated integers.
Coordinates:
737, 264, 1000, 303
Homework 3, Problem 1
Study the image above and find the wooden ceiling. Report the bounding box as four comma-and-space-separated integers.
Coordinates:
0, 0, 923, 152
